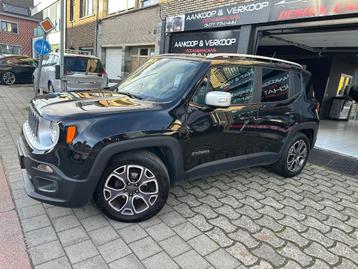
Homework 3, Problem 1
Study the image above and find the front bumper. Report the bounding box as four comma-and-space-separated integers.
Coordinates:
17, 135, 94, 207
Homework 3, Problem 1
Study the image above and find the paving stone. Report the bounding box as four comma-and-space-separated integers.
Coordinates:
29, 240, 65, 265
258, 205, 284, 220
160, 235, 192, 257
188, 214, 214, 232
302, 227, 334, 248
278, 227, 309, 248
255, 215, 284, 232
278, 242, 313, 267
177, 194, 201, 207
159, 211, 187, 227
73, 255, 108, 269
143, 251, 179, 269
58, 226, 89, 247
185, 186, 207, 198
280, 197, 305, 210
117, 224, 148, 243
187, 234, 219, 256
172, 221, 202, 241
107, 218, 132, 230
25, 226, 57, 248
323, 216, 354, 233
109, 254, 144, 269
35, 256, 71, 269
14, 196, 40, 208
97, 238, 131, 263
252, 243, 286, 267
191, 204, 218, 220
326, 228, 357, 247
53, 214, 80, 232
226, 242, 258, 266
278, 215, 308, 233
253, 228, 285, 248
146, 222, 175, 241
228, 229, 259, 249
235, 205, 262, 220
279, 206, 306, 221
89, 225, 119, 246
206, 249, 240, 269
129, 237, 161, 260
329, 242, 358, 264
22, 214, 51, 232
65, 240, 99, 264
198, 195, 223, 208
18, 204, 46, 219
138, 216, 162, 229
307, 259, 331, 269
204, 187, 226, 198
250, 260, 273, 269
81, 215, 109, 232
174, 250, 210, 269
206, 227, 234, 248
304, 242, 339, 265
46, 207, 73, 220
303, 216, 330, 233
208, 216, 236, 233
281, 260, 303, 269
219, 196, 243, 209
73, 205, 100, 220
232, 215, 260, 233
334, 258, 358, 269
172, 203, 196, 218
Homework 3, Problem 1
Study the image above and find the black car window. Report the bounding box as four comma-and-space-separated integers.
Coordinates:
292, 72, 302, 96
261, 68, 290, 102
193, 65, 255, 105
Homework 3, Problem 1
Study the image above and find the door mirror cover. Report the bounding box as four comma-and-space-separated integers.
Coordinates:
205, 91, 232, 108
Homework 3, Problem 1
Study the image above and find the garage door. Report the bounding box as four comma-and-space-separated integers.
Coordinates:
105, 48, 123, 81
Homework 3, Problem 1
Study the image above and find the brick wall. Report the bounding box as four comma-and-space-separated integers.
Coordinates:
99, 5, 160, 47
66, 0, 108, 51
0, 14, 38, 56
160, 0, 249, 18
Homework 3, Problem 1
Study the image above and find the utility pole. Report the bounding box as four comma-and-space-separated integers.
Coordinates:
60, 0, 66, 91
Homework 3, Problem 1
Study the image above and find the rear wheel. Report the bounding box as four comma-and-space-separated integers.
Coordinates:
272, 133, 310, 177
2, 72, 16, 85
94, 151, 170, 222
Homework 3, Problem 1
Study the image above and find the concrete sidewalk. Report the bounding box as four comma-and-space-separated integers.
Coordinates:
0, 161, 32, 269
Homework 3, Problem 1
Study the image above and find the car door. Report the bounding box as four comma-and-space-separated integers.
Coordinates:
20, 57, 36, 82
182, 64, 260, 172
255, 68, 299, 154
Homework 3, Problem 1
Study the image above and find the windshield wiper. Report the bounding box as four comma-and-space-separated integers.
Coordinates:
118, 91, 142, 100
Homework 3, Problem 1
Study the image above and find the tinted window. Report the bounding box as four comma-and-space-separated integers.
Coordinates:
261, 69, 289, 102
65, 57, 104, 73
1, 21, 18, 33
292, 72, 302, 96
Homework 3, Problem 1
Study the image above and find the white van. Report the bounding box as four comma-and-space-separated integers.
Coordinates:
33, 53, 108, 92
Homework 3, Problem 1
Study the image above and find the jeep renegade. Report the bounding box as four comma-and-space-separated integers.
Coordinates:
18, 54, 319, 222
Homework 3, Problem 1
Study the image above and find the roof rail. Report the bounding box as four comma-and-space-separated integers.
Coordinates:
64, 49, 91, 55
207, 53, 303, 69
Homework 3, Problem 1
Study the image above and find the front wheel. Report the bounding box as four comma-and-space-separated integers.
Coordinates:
2, 72, 16, 85
272, 133, 310, 177
94, 151, 170, 222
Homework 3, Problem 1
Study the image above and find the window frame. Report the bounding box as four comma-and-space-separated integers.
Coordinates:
0, 43, 22, 54
257, 67, 295, 104
80, 0, 94, 18
191, 64, 260, 107
0, 20, 18, 34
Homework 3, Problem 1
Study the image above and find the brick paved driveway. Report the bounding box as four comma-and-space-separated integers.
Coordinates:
1, 85, 358, 269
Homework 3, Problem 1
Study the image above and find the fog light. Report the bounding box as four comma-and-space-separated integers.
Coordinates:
34, 164, 54, 173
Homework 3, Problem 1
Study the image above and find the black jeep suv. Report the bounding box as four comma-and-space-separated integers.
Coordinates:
18, 54, 319, 222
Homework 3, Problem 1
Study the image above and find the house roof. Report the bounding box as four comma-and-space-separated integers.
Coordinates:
0, 0, 41, 20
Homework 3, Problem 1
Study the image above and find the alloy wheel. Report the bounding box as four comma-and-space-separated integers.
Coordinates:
3, 72, 15, 85
103, 165, 159, 216
287, 139, 308, 172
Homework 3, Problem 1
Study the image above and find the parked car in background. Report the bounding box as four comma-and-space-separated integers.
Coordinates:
18, 54, 319, 222
33, 53, 108, 92
0, 55, 37, 85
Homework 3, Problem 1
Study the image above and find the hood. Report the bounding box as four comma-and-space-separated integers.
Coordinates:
32, 90, 160, 120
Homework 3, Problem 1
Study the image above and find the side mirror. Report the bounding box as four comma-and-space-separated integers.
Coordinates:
205, 91, 232, 108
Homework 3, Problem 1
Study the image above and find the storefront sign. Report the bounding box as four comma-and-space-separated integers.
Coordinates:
270, 0, 358, 21
171, 30, 240, 55
166, 0, 271, 32
166, 0, 358, 33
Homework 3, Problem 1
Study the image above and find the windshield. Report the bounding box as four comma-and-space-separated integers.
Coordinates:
65, 56, 104, 74
117, 57, 201, 102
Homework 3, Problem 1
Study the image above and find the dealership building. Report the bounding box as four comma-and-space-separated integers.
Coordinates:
160, 0, 358, 158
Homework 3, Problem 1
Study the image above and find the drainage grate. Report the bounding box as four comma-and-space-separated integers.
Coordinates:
309, 148, 358, 177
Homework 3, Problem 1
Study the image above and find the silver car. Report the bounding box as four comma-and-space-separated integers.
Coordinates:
33, 53, 108, 92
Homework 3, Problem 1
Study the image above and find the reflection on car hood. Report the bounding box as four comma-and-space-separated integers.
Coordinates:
31, 90, 159, 120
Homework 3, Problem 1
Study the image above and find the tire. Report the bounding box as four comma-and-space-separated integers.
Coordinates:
272, 133, 310, 178
2, 71, 16, 85
94, 151, 170, 222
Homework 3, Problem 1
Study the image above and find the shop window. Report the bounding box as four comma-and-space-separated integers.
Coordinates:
80, 0, 93, 18
261, 68, 289, 102
193, 66, 255, 105
1, 21, 18, 33
0, 44, 21, 54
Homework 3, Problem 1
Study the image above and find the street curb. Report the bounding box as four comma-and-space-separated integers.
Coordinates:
0, 161, 32, 269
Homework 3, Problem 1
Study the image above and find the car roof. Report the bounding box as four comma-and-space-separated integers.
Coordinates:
159, 53, 303, 71
48, 53, 101, 59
